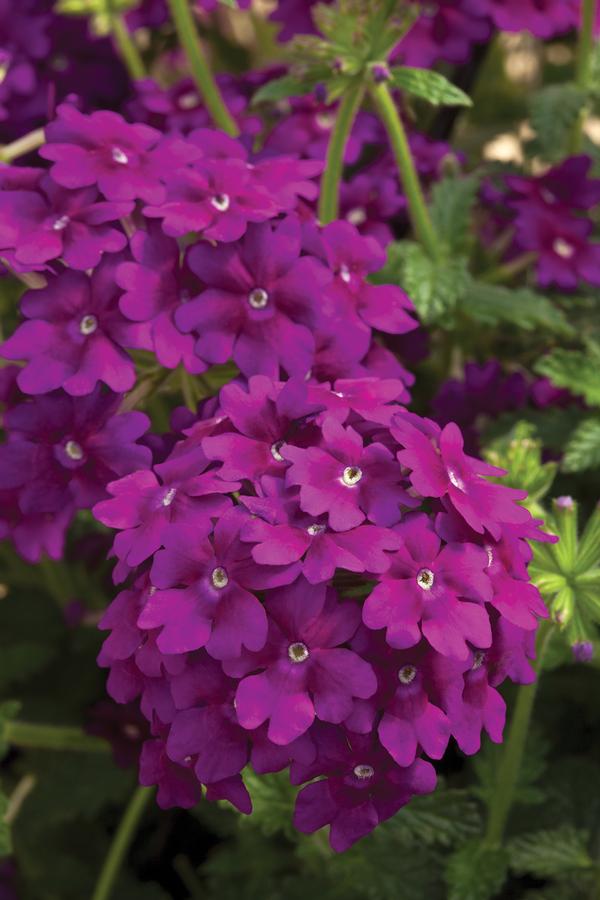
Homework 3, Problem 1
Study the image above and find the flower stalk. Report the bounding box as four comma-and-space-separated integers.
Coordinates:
3, 721, 110, 753
369, 80, 441, 261
571, 0, 599, 153
483, 619, 554, 847
106, 4, 146, 81
167, 0, 239, 136
0, 127, 45, 163
318, 80, 366, 224
91, 786, 155, 900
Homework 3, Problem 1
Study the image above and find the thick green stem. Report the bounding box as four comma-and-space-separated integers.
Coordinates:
91, 786, 155, 900
370, 81, 440, 260
4, 721, 110, 753
571, 0, 599, 153
109, 12, 146, 80
318, 80, 366, 224
0, 128, 45, 163
483, 620, 554, 847
167, 0, 239, 136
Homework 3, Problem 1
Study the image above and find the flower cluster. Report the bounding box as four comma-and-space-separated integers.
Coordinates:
482, 155, 600, 290
94, 373, 552, 850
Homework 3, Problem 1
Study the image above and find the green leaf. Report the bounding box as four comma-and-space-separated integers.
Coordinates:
242, 770, 297, 840
0, 783, 11, 858
563, 417, 600, 473
534, 347, 600, 405
252, 75, 316, 105
530, 84, 587, 161
507, 827, 593, 878
483, 421, 557, 509
377, 241, 470, 324
390, 789, 481, 848
445, 840, 508, 900
461, 283, 574, 335
391, 66, 473, 107
430, 174, 480, 256
0, 591, 63, 690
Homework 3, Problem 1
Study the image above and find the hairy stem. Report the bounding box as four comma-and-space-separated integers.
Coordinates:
483, 620, 554, 846
370, 81, 440, 260
571, 0, 599, 152
91, 786, 155, 900
167, 0, 239, 136
4, 721, 110, 753
318, 80, 366, 224
109, 11, 146, 80
0, 128, 45, 163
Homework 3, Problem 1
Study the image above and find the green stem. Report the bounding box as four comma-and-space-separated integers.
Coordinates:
318, 80, 366, 224
0, 127, 45, 163
571, 0, 599, 153
91, 786, 155, 900
167, 0, 239, 136
481, 251, 538, 284
109, 12, 146, 81
483, 620, 554, 847
370, 81, 440, 260
4, 721, 110, 753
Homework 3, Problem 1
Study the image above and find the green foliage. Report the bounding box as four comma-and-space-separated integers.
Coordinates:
529, 84, 587, 160
473, 732, 549, 808
390, 66, 473, 107
242, 770, 297, 839
445, 841, 508, 900
252, 75, 315, 104
0, 590, 63, 690
507, 826, 593, 879
460, 283, 574, 335
563, 416, 600, 473
484, 421, 557, 512
0, 783, 11, 858
429, 174, 480, 256
534, 345, 600, 406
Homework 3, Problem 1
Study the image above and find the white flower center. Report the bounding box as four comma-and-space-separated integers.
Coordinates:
472, 650, 486, 670
447, 468, 465, 491
339, 264, 352, 284
178, 91, 200, 109
111, 146, 129, 165
315, 112, 336, 130
65, 440, 84, 461
307, 523, 326, 536
52, 214, 70, 231
211, 193, 230, 212
416, 568, 434, 590
342, 465, 362, 487
553, 238, 575, 259
248, 288, 269, 310
346, 206, 367, 226
270, 441, 284, 462
161, 487, 177, 507
485, 545, 494, 567
288, 641, 309, 663
79, 314, 98, 335
398, 664, 417, 684
211, 566, 229, 589
353, 764, 374, 779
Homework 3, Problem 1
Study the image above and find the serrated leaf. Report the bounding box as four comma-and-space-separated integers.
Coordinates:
483, 421, 557, 508
530, 84, 587, 161
461, 283, 573, 335
445, 840, 508, 900
507, 827, 592, 878
242, 770, 296, 840
391, 66, 472, 107
390, 789, 481, 848
430, 174, 480, 256
252, 75, 316, 105
534, 347, 600, 405
563, 417, 600, 473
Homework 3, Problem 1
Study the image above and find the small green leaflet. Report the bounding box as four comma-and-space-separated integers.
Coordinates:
390, 66, 472, 107
534, 347, 600, 406
252, 75, 316, 105
507, 827, 593, 879
563, 417, 600, 473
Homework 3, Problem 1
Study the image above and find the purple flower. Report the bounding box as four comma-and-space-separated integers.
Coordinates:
395, 0, 491, 67
40, 104, 195, 204
138, 507, 296, 658
445, 651, 506, 754
392, 414, 530, 539
0, 174, 131, 270
283, 416, 415, 531
515, 209, 600, 290
1, 259, 149, 396
572, 641, 594, 663
228, 579, 376, 745
116, 225, 205, 373
175, 217, 331, 378
292, 727, 436, 851
139, 737, 203, 809
487, 0, 578, 38
362, 512, 492, 660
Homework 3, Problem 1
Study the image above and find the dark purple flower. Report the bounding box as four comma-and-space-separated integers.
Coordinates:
394, 0, 491, 67
487, 0, 578, 37
572, 641, 594, 663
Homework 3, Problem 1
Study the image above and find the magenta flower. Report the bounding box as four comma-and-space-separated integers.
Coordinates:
116, 225, 205, 373
363, 512, 492, 660
1, 259, 149, 396
445, 651, 506, 754
283, 416, 415, 531
228, 579, 376, 745
292, 727, 436, 851
176, 217, 330, 378
392, 413, 530, 539
0, 174, 131, 270
140, 737, 202, 810
487, 0, 578, 38
395, 0, 490, 67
